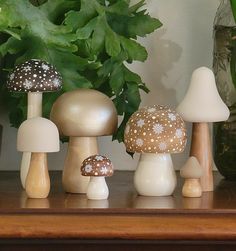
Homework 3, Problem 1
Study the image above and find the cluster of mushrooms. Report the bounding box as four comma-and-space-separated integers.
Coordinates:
7, 60, 230, 200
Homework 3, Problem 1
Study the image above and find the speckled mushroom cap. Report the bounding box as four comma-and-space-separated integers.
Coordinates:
180, 156, 203, 179
7, 59, 62, 92
81, 155, 114, 177
124, 105, 187, 154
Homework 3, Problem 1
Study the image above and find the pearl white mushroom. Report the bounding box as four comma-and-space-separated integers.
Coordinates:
50, 89, 117, 194
176, 67, 229, 192
7, 59, 62, 189
124, 105, 187, 196
17, 117, 60, 198
180, 157, 203, 198
81, 155, 114, 200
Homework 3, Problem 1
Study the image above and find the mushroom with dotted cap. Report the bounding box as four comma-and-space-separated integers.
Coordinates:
17, 117, 60, 198
176, 67, 229, 192
180, 156, 203, 198
81, 155, 114, 200
50, 89, 117, 194
7, 59, 62, 189
124, 104, 187, 196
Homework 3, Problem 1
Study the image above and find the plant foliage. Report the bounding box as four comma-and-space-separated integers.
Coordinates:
0, 0, 162, 142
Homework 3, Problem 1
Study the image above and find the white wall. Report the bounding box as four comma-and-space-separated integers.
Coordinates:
0, 0, 220, 171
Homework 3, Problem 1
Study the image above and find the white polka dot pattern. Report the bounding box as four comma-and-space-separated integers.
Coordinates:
124, 105, 187, 154
6, 59, 62, 92
81, 154, 114, 177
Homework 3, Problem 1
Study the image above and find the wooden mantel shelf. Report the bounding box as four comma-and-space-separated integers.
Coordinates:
1, 171, 236, 250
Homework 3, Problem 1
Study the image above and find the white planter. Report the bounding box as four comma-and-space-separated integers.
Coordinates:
134, 153, 177, 196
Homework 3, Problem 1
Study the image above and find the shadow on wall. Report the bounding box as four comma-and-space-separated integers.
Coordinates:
0, 124, 2, 156
141, 29, 183, 107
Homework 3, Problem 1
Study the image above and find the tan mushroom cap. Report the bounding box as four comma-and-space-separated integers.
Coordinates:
17, 117, 60, 153
180, 156, 203, 179
50, 89, 118, 137
81, 155, 114, 177
124, 105, 187, 154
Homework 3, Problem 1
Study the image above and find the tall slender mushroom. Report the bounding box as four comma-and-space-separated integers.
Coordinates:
176, 67, 229, 191
50, 89, 117, 194
17, 117, 60, 198
7, 59, 62, 188
124, 105, 187, 196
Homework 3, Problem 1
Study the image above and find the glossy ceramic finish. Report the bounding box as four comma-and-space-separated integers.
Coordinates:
134, 153, 177, 196
87, 177, 109, 200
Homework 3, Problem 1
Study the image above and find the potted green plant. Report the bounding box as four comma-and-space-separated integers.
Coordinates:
213, 0, 236, 180
0, 0, 162, 143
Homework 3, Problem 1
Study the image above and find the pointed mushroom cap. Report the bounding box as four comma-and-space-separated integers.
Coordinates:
124, 105, 187, 154
180, 156, 203, 179
7, 59, 62, 93
17, 117, 60, 153
176, 67, 230, 122
50, 89, 118, 137
81, 155, 114, 177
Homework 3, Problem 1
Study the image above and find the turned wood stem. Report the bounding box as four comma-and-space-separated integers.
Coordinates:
63, 137, 99, 194
20, 93, 43, 189
25, 152, 50, 199
190, 122, 213, 192
182, 179, 202, 198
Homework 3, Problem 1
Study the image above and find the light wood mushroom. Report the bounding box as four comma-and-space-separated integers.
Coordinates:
50, 89, 117, 194
180, 156, 203, 198
177, 67, 229, 191
7, 59, 62, 189
124, 105, 187, 196
81, 155, 114, 200
17, 117, 60, 198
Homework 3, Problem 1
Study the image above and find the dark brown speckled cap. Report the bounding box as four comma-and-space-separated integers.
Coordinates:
7, 59, 62, 92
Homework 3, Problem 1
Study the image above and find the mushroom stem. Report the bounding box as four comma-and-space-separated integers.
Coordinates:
134, 153, 177, 196
87, 177, 109, 200
182, 178, 202, 198
63, 137, 98, 193
20, 92, 43, 189
25, 152, 50, 199
190, 122, 213, 192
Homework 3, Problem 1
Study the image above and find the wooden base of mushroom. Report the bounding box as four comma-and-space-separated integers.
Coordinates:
25, 152, 50, 199
63, 137, 98, 194
190, 122, 213, 192
134, 153, 177, 196
182, 178, 202, 197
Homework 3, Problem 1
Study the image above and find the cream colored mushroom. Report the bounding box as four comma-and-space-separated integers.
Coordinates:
177, 67, 229, 192
50, 89, 117, 194
124, 105, 187, 196
17, 117, 60, 198
180, 156, 203, 198
81, 155, 114, 200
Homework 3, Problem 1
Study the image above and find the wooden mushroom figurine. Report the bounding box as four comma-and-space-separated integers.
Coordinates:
177, 67, 229, 191
180, 156, 203, 198
7, 59, 62, 189
50, 89, 117, 194
124, 105, 187, 196
81, 155, 114, 200
17, 117, 60, 198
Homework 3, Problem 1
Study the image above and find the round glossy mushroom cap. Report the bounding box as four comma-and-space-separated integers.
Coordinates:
176, 67, 230, 122
124, 105, 187, 154
7, 59, 62, 93
50, 89, 118, 137
81, 155, 114, 177
180, 156, 203, 179
17, 117, 60, 153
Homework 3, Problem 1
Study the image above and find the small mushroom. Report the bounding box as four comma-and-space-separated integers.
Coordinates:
50, 89, 117, 193
176, 67, 229, 191
180, 157, 203, 198
7, 59, 62, 189
124, 105, 187, 196
17, 117, 60, 198
81, 155, 114, 200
